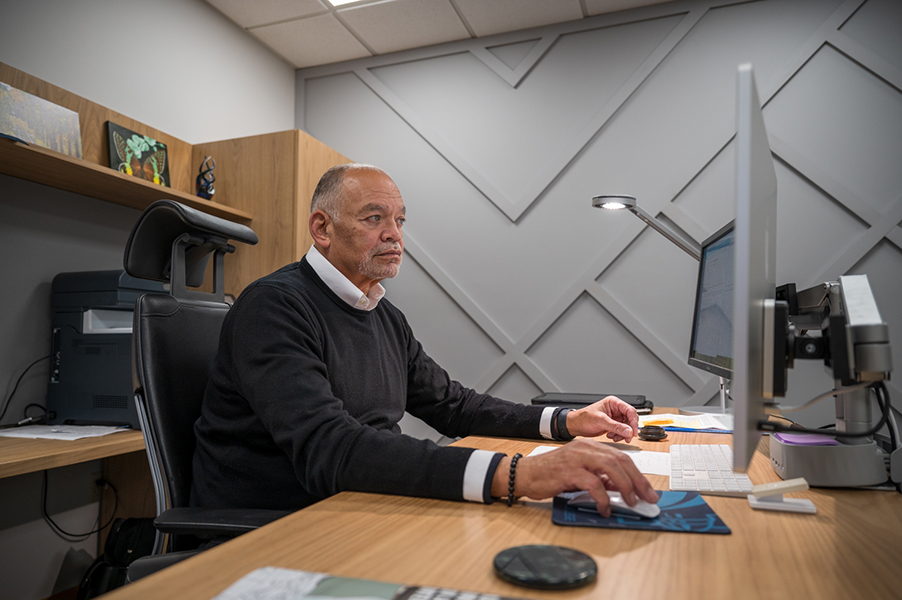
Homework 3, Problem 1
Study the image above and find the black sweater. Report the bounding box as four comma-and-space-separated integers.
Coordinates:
191, 257, 544, 510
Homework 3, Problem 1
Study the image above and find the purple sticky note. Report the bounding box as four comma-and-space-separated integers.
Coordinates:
774, 432, 839, 446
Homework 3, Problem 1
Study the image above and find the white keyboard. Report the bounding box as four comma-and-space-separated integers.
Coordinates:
669, 444, 754, 497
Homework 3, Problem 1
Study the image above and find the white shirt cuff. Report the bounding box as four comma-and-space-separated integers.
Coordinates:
539, 406, 556, 439
462, 449, 500, 503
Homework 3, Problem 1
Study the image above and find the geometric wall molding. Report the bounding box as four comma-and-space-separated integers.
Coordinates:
471, 37, 553, 88
298, 0, 901, 427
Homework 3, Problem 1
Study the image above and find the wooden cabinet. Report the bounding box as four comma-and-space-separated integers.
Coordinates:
0, 62, 349, 295
194, 130, 348, 296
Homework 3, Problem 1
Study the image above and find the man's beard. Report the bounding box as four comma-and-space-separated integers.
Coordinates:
359, 243, 402, 280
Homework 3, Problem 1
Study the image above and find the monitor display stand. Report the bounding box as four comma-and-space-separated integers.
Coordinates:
679, 377, 732, 417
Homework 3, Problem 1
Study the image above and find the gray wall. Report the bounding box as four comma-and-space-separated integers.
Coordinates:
0, 1, 295, 598
296, 0, 902, 441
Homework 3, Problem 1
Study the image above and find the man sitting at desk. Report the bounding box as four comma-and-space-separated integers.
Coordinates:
191, 164, 658, 516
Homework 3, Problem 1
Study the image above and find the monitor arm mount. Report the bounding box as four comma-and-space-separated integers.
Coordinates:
771, 275, 892, 390
764, 275, 898, 487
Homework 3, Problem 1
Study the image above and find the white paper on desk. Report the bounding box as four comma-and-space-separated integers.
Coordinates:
213, 568, 389, 600
639, 413, 733, 430
528, 445, 670, 476
620, 449, 670, 476
213, 567, 326, 600
0, 425, 129, 441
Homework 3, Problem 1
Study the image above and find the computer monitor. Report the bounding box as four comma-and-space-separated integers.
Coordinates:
688, 222, 735, 380
727, 65, 894, 485
731, 63, 779, 473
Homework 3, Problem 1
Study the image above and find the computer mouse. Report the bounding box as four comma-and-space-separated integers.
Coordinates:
567, 490, 661, 519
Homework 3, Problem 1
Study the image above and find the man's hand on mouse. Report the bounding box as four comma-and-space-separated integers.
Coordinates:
566, 395, 639, 442
490, 439, 658, 516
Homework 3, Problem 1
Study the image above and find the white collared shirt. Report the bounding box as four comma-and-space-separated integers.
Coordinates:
305, 245, 556, 503
305, 244, 385, 311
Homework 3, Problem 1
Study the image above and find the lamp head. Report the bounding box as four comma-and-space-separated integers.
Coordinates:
592, 195, 637, 211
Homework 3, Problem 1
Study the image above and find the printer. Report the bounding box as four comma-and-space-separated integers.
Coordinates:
47, 270, 165, 428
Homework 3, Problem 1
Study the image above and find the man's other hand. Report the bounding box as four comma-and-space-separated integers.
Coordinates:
567, 396, 639, 442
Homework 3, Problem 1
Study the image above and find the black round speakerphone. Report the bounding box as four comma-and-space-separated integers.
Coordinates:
493, 545, 597, 590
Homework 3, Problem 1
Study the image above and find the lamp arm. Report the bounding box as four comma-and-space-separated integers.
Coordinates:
628, 205, 701, 261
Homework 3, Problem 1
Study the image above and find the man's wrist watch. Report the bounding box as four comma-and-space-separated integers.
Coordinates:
556, 408, 574, 441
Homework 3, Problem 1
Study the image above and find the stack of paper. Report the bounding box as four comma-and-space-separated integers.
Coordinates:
639, 413, 733, 433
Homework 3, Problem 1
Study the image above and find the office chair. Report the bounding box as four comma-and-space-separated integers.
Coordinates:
121, 200, 288, 580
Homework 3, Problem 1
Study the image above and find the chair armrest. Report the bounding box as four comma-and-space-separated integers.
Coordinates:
154, 507, 290, 537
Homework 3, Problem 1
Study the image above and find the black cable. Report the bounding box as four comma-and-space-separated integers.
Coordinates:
0, 355, 50, 422
41, 470, 119, 541
877, 384, 897, 451
23, 403, 47, 418
759, 382, 890, 439
20, 403, 49, 425
18, 403, 50, 426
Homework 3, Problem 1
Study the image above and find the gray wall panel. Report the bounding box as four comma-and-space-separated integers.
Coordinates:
773, 162, 868, 287
528, 293, 695, 399
368, 15, 683, 208
767, 46, 902, 214
597, 227, 699, 361
297, 0, 902, 434
839, 0, 902, 72
390, 255, 504, 384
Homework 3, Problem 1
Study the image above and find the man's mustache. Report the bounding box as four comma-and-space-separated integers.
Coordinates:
370, 243, 402, 256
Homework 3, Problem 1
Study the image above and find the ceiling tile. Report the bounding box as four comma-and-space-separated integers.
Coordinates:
250, 13, 371, 68
585, 0, 679, 17
454, 0, 583, 38
339, 0, 469, 55
206, 0, 327, 29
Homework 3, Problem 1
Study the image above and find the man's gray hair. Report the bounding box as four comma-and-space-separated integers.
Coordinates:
310, 163, 387, 222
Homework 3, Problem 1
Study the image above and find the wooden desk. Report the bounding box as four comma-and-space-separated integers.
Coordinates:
0, 429, 145, 478
103, 431, 902, 600
0, 429, 154, 546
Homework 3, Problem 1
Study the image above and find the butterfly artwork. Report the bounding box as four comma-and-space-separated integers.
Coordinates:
107, 122, 170, 187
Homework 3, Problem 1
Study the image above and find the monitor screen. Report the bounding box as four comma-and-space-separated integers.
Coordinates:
732, 63, 779, 473
688, 222, 735, 380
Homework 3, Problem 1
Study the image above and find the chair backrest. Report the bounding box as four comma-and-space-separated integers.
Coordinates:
123, 199, 257, 527
132, 293, 230, 511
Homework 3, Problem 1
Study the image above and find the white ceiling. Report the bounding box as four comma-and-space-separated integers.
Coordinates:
205, 0, 679, 69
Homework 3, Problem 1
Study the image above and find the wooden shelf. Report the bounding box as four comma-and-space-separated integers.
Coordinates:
0, 138, 253, 224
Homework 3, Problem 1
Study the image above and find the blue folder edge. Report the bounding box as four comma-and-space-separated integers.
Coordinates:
663, 427, 731, 434
552, 491, 731, 535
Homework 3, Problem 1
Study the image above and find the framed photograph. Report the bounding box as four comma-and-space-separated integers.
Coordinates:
107, 121, 169, 187
0, 82, 82, 158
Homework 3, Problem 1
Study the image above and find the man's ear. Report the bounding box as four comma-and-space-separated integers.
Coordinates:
309, 210, 332, 248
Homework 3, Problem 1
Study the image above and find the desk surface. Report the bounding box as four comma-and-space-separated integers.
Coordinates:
0, 428, 145, 478
104, 431, 902, 600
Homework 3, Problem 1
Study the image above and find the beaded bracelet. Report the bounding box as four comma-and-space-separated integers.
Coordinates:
507, 452, 523, 507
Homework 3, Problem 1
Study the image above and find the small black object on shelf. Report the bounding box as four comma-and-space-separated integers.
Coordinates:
196, 155, 216, 199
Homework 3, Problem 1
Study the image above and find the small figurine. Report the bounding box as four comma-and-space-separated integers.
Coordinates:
196, 155, 216, 199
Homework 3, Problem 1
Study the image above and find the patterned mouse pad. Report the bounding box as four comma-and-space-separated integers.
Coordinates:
552, 491, 731, 535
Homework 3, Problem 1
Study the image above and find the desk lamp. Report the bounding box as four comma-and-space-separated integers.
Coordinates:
591, 195, 701, 260
592, 195, 731, 418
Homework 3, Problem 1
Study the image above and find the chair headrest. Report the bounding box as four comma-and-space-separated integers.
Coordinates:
124, 200, 258, 285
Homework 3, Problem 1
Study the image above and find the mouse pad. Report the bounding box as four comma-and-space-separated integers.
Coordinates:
552, 491, 731, 535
